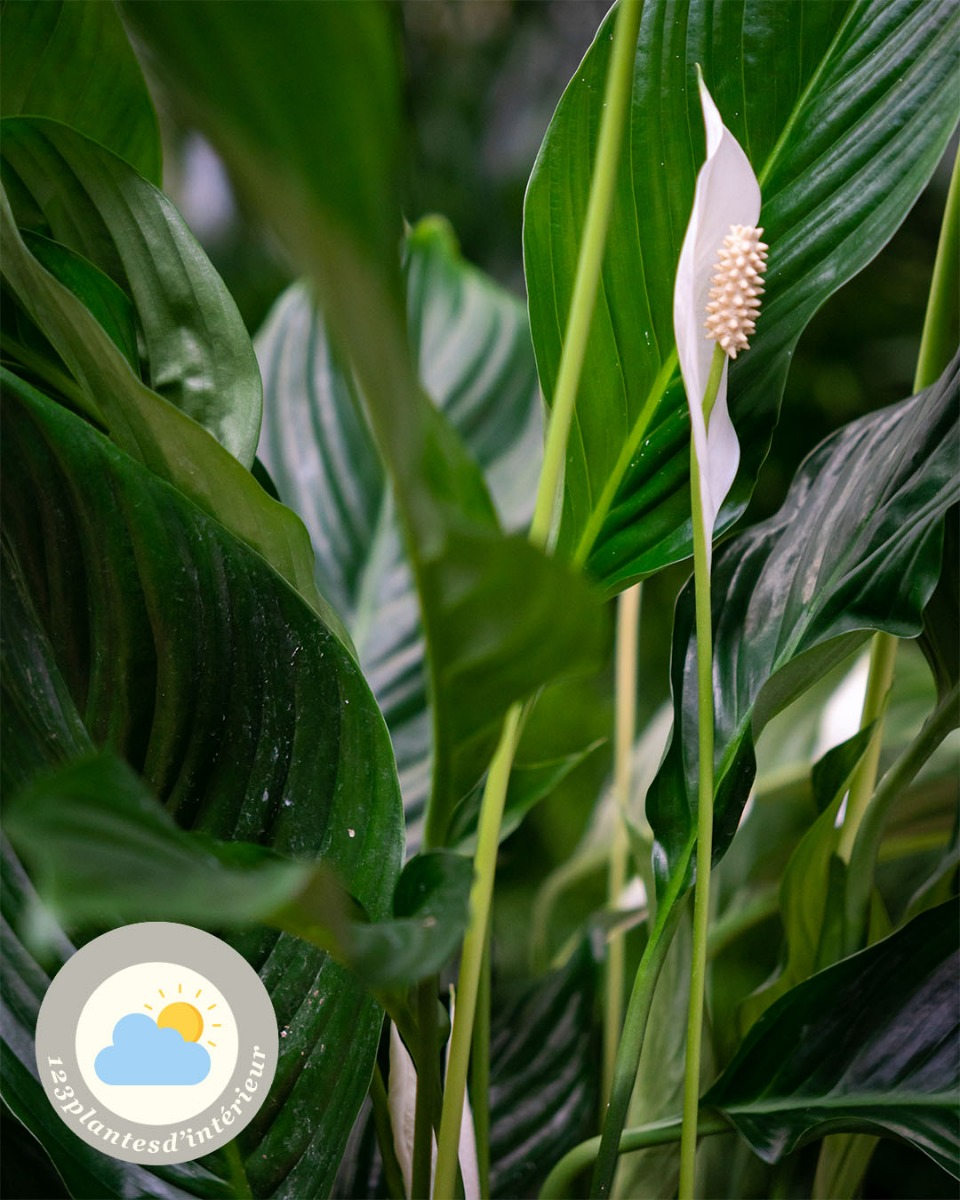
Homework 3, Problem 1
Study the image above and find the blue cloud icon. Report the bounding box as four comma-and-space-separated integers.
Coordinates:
94, 1014, 211, 1085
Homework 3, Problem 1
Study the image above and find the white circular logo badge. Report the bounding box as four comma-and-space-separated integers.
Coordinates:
35, 923, 278, 1165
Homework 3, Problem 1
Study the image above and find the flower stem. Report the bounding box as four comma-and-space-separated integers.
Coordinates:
434, 704, 522, 1200
590, 874, 688, 1198
529, 0, 644, 552
471, 929, 492, 1197
434, 2, 642, 1193
547, 1110, 727, 1199
914, 145, 959, 394
844, 681, 959, 953
836, 633, 898, 864
677, 342, 726, 1200
836, 142, 958, 922
604, 583, 642, 1106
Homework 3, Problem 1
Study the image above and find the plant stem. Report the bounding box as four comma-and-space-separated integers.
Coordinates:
435, 3, 642, 1193
836, 632, 898, 863
543, 1112, 729, 1199
914, 145, 959, 393
413, 978, 440, 1199
844, 681, 959, 952
435, 704, 522, 1200
590, 877, 688, 1198
677, 343, 726, 1200
471, 931, 492, 1198
529, 0, 644, 552
604, 583, 642, 1106
836, 141, 959, 946
372, 1062, 409, 1200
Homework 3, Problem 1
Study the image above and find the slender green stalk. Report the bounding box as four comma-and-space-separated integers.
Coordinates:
413, 978, 440, 1199
604, 583, 642, 1106
914, 146, 960, 392
529, 0, 644, 552
471, 931, 492, 1198
222, 1139, 253, 1199
435, 3, 643, 1193
590, 879, 688, 1197
435, 705, 522, 1199
844, 681, 959, 952
836, 632, 898, 863
835, 142, 959, 951
544, 1113, 729, 1199
677, 343, 726, 1200
372, 1062, 409, 1200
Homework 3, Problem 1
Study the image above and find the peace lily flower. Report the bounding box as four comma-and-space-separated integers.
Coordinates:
674, 70, 767, 564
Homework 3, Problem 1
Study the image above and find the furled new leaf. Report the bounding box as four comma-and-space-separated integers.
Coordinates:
706, 901, 960, 1178
0, 0, 162, 184
524, 0, 959, 592
648, 358, 959, 892
2, 374, 405, 1198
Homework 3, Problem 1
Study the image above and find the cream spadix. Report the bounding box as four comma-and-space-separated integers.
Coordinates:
673, 71, 765, 561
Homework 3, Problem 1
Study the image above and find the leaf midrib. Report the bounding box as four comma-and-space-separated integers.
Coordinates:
721, 1091, 958, 1117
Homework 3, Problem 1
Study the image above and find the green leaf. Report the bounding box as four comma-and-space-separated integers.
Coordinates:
738, 729, 873, 1030
705, 901, 960, 1178
488, 940, 600, 1198
1, 843, 227, 1200
5, 755, 471, 992
2, 116, 261, 466
0, 0, 162, 185
121, 0, 402, 293
2, 376, 404, 1198
257, 220, 608, 843
4, 754, 313, 928
919, 506, 960, 703
524, 0, 960, 592
648, 358, 959, 892
17, 231, 140, 372
258, 218, 543, 841
447, 741, 605, 854
122, 8, 611, 843
0, 217, 341, 639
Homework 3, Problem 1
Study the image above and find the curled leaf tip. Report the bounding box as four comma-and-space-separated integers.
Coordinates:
705, 224, 768, 358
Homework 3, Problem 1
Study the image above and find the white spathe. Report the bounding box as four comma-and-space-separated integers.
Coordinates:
673, 71, 762, 564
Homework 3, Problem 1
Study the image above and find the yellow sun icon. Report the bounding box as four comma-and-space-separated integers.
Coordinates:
156, 1001, 204, 1043
144, 983, 221, 1047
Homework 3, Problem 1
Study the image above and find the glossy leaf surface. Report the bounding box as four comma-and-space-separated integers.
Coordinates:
706, 902, 960, 1177
128, 8, 608, 842
738, 729, 873, 1029
0, 0, 162, 184
2, 375, 405, 1197
524, 0, 960, 591
0, 217, 337, 636
6, 755, 471, 991
648, 358, 959, 890
2, 117, 261, 465
487, 941, 599, 1198
258, 218, 543, 840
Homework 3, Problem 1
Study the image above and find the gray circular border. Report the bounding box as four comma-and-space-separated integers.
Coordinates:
35, 923, 278, 1166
